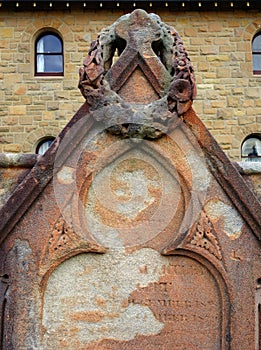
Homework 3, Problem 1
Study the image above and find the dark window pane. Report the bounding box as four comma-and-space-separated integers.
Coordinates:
252, 34, 261, 53
37, 34, 62, 54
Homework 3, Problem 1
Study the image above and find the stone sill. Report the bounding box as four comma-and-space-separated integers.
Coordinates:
234, 161, 261, 175
0, 153, 39, 168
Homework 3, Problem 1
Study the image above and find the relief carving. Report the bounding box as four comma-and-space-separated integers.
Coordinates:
41, 214, 105, 271
78, 9, 196, 139
48, 217, 78, 256
187, 210, 222, 260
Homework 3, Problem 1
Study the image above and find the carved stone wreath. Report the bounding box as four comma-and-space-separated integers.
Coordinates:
78, 9, 196, 139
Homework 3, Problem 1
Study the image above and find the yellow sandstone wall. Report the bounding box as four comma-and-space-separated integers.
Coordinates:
0, 8, 260, 159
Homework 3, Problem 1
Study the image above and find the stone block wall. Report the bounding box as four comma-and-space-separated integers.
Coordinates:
0, 8, 260, 160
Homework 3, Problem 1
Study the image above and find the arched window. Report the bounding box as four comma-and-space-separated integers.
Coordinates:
241, 134, 261, 162
36, 137, 55, 155
35, 32, 63, 76
252, 32, 261, 75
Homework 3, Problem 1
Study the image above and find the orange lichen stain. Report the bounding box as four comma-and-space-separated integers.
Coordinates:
54, 324, 80, 347
94, 200, 133, 228
83, 265, 93, 274
139, 264, 148, 274
121, 298, 129, 308
71, 310, 105, 322
83, 340, 112, 350
93, 188, 160, 228
95, 296, 107, 307
71, 310, 120, 323
108, 312, 120, 319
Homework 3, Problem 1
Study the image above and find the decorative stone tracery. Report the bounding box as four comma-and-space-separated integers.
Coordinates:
187, 210, 222, 260
48, 217, 78, 255
41, 214, 105, 273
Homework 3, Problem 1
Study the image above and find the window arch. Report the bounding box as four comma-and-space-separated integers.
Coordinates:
252, 32, 261, 75
241, 134, 261, 162
35, 31, 63, 76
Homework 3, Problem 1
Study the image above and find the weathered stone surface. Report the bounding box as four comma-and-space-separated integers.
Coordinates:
236, 162, 261, 201
0, 153, 38, 206
85, 146, 183, 248
42, 249, 224, 350
78, 9, 196, 140
0, 9, 260, 350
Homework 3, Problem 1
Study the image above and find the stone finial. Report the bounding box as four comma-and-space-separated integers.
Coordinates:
78, 9, 196, 139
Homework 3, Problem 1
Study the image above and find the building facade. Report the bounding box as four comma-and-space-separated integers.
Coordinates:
0, 0, 260, 160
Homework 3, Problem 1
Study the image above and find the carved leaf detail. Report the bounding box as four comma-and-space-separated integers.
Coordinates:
48, 217, 78, 256
78, 10, 196, 140
40, 215, 106, 274
189, 211, 222, 260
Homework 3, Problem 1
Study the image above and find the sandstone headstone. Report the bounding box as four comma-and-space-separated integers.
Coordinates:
0, 10, 260, 350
